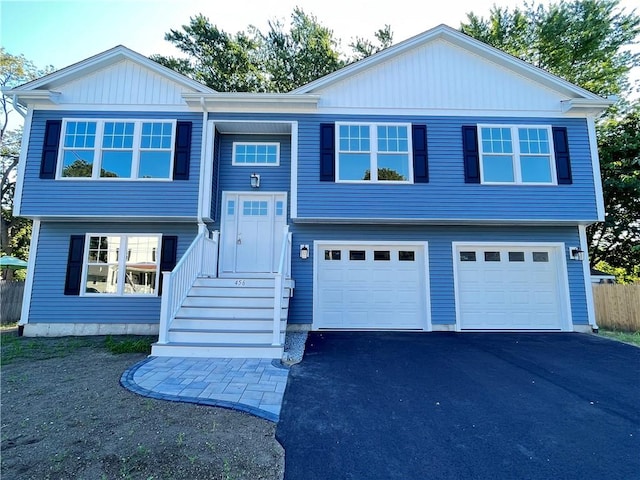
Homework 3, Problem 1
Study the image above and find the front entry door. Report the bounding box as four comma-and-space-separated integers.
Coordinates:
221, 192, 287, 274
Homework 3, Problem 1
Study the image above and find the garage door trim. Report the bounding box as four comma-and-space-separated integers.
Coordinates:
452, 242, 573, 332
313, 240, 432, 331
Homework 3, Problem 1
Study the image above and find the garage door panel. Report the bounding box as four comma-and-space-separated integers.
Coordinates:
316, 243, 427, 330
456, 245, 565, 330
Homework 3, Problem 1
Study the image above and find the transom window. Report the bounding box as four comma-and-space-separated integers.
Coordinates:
232, 142, 280, 166
84, 234, 160, 296
478, 125, 555, 184
59, 119, 176, 180
243, 201, 268, 216
337, 123, 412, 182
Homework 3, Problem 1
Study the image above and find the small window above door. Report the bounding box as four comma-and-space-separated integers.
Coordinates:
232, 142, 280, 166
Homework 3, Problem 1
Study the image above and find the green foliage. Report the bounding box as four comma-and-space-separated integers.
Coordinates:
594, 261, 640, 284
104, 335, 154, 354
600, 330, 640, 344
363, 168, 406, 181
460, 0, 640, 97
153, 9, 392, 92
60, 159, 118, 178
588, 105, 640, 275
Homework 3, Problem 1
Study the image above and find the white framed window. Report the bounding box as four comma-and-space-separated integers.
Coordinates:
58, 119, 176, 180
478, 125, 556, 185
83, 234, 161, 296
336, 123, 413, 183
232, 142, 280, 166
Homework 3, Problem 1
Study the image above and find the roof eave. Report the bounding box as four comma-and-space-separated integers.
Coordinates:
182, 92, 321, 111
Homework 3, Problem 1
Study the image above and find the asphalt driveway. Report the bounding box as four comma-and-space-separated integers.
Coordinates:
276, 332, 640, 480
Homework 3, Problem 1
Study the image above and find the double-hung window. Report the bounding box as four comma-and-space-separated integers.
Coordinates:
84, 234, 160, 295
478, 125, 556, 184
337, 123, 412, 182
59, 119, 175, 180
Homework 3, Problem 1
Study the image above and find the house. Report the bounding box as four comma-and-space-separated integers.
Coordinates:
590, 269, 616, 284
7, 25, 611, 358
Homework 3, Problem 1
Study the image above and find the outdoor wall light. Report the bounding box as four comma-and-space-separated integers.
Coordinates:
300, 244, 309, 259
250, 173, 260, 188
570, 247, 584, 261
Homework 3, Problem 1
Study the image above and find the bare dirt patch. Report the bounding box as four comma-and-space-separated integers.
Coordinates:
1, 333, 284, 480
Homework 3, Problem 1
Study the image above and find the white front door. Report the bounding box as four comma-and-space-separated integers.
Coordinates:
221, 192, 287, 274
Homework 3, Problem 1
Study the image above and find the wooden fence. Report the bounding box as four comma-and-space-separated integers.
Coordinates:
1, 281, 25, 324
592, 284, 640, 332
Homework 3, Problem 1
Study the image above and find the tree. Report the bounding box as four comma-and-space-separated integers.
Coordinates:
1, 49, 54, 278
363, 168, 406, 181
152, 9, 391, 92
460, 0, 640, 97
349, 25, 394, 61
587, 104, 640, 272
461, 0, 640, 276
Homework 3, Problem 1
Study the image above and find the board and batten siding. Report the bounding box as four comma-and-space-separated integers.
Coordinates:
26, 222, 197, 325
211, 133, 292, 225
286, 224, 589, 327
295, 115, 597, 222
20, 111, 202, 218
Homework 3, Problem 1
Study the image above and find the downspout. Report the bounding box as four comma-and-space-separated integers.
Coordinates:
11, 95, 28, 118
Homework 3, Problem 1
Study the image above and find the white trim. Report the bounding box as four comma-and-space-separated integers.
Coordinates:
18, 219, 40, 326
579, 225, 598, 329
13, 107, 33, 216
335, 122, 413, 183
477, 124, 557, 185
315, 106, 603, 118
312, 240, 432, 332
56, 118, 176, 181
290, 122, 299, 219
14, 104, 199, 112
22, 322, 159, 337
291, 216, 598, 226
231, 142, 280, 166
587, 117, 606, 221
80, 233, 162, 297
451, 241, 572, 332
202, 121, 217, 223
197, 110, 209, 223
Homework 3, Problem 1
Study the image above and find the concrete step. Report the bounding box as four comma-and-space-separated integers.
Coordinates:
171, 317, 286, 331
150, 342, 284, 359
168, 329, 285, 344
175, 307, 288, 320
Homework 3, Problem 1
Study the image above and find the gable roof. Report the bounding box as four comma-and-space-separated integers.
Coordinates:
292, 24, 611, 109
6, 45, 214, 105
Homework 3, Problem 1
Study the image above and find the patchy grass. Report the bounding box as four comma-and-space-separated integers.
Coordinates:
0, 322, 18, 331
0, 332, 103, 365
600, 329, 640, 347
104, 335, 154, 354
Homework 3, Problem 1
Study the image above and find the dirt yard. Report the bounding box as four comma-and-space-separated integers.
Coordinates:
0, 332, 284, 480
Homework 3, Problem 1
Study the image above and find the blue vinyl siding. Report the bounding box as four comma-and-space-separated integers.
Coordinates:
286, 224, 588, 327
20, 111, 202, 218
212, 133, 291, 224
296, 115, 597, 221
27, 222, 197, 325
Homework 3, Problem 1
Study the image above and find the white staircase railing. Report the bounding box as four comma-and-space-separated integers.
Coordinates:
273, 226, 292, 346
158, 230, 220, 344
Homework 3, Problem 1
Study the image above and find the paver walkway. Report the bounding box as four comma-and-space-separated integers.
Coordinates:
121, 356, 289, 422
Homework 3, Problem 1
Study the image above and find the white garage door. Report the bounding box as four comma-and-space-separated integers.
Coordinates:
455, 244, 568, 331
315, 243, 429, 330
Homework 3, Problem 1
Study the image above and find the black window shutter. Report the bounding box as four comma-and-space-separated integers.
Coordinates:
173, 121, 192, 180
64, 235, 85, 295
40, 120, 62, 179
319, 123, 335, 181
158, 236, 178, 295
462, 125, 480, 184
412, 124, 429, 183
552, 126, 572, 184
